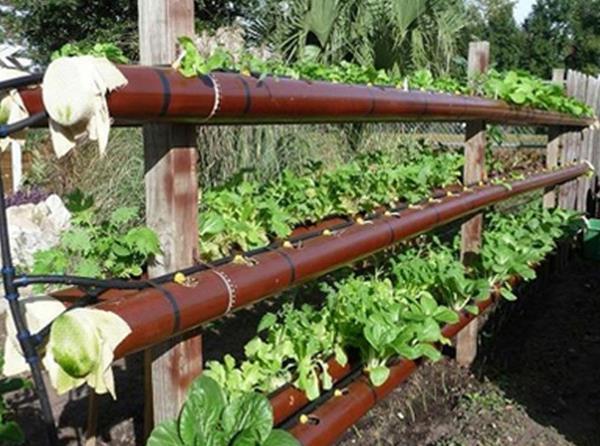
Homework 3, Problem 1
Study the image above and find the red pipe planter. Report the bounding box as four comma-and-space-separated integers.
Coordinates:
82, 164, 588, 358
19, 66, 593, 128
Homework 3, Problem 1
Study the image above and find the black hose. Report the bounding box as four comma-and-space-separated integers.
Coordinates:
0, 72, 43, 91
0, 112, 48, 138
0, 164, 58, 445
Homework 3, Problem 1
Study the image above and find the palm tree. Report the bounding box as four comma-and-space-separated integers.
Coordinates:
246, 0, 467, 75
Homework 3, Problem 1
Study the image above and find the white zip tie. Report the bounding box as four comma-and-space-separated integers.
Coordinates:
203, 74, 221, 122
211, 269, 237, 314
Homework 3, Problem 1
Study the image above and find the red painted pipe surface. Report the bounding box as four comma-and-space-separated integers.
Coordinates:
287, 296, 499, 445
86, 164, 587, 359
19, 66, 593, 128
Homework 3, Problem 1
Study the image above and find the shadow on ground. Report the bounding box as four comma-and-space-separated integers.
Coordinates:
475, 255, 600, 446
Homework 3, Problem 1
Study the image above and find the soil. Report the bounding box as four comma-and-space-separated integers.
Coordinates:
5, 254, 600, 446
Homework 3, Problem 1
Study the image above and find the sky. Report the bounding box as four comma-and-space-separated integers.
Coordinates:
514, 0, 535, 24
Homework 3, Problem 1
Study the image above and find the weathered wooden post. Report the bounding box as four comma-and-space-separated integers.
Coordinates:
456, 41, 489, 366
543, 69, 565, 209
138, 0, 202, 432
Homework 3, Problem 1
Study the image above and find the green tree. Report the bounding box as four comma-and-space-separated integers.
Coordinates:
246, 0, 468, 75
0, 0, 253, 64
464, 0, 524, 71
521, 0, 600, 77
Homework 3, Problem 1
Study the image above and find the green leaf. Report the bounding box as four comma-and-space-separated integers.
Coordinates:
465, 305, 480, 316
500, 288, 518, 302
50, 312, 99, 378
257, 313, 277, 333
433, 307, 459, 324
264, 430, 301, 446
74, 259, 103, 278
147, 420, 183, 446
65, 189, 94, 213
109, 207, 138, 226
180, 376, 225, 445
0, 421, 25, 445
123, 227, 161, 256
368, 365, 390, 387
62, 227, 93, 254
200, 213, 226, 236
334, 345, 348, 366
222, 392, 273, 442
418, 343, 442, 362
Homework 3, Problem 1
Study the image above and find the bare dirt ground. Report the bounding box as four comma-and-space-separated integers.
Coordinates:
5, 254, 600, 446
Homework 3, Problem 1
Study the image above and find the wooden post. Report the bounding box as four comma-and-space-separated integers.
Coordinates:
138, 0, 202, 432
543, 69, 565, 209
456, 41, 489, 367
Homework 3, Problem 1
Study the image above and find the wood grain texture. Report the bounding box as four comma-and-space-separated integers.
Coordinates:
457, 42, 489, 367
544, 70, 565, 209
138, 0, 202, 431
560, 71, 584, 210
577, 75, 599, 212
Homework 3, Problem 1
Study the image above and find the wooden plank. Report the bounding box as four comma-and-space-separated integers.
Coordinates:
138, 0, 202, 432
456, 41, 489, 367
578, 75, 598, 212
544, 69, 565, 209
559, 71, 579, 209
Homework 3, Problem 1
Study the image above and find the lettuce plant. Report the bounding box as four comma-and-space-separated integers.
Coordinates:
147, 376, 299, 446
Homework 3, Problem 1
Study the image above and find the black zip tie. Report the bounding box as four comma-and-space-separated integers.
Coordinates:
143, 279, 181, 334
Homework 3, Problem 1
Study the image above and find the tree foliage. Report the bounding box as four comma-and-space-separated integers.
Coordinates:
0, 0, 252, 64
245, 0, 469, 75
464, 0, 524, 71
521, 0, 600, 76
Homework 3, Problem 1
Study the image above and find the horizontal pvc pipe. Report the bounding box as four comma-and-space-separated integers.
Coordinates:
84, 164, 587, 358
19, 66, 593, 128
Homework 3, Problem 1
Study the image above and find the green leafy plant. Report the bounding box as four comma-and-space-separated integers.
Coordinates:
482, 70, 593, 117
0, 357, 28, 446
199, 147, 463, 259
32, 190, 160, 279
51, 42, 129, 63
147, 375, 299, 446
205, 205, 578, 402
175, 41, 593, 117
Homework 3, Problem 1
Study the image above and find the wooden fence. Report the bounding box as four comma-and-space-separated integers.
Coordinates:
558, 70, 600, 212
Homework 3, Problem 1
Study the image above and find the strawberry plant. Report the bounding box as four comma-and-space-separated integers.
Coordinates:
32, 190, 160, 279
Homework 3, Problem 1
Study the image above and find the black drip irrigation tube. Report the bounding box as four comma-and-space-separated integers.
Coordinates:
0, 164, 58, 445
